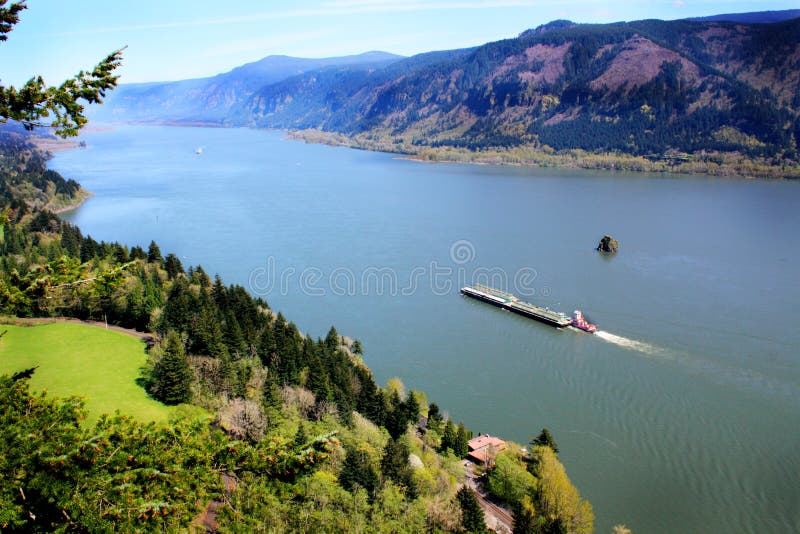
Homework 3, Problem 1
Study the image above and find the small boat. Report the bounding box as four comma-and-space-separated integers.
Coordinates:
572, 310, 597, 333
195, 147, 203, 154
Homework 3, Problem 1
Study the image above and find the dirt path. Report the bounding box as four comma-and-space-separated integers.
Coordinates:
1, 316, 158, 345
194, 472, 238, 533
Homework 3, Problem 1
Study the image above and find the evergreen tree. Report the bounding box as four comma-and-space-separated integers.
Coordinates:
512, 495, 538, 534
401, 391, 420, 427
351, 338, 363, 355
531, 428, 559, 454
339, 446, 379, 498
264, 376, 281, 406
0, 2, 122, 137
151, 331, 192, 405
129, 245, 147, 260
147, 240, 163, 263
427, 402, 443, 432
454, 421, 469, 458
222, 309, 247, 358
325, 325, 340, 351
380, 437, 410, 486
293, 422, 308, 448
456, 486, 487, 533
163, 253, 184, 279
159, 278, 194, 334
441, 419, 457, 453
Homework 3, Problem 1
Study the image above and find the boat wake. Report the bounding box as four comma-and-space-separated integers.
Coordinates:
594, 330, 663, 355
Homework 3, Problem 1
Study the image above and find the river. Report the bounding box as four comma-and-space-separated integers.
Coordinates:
53, 125, 800, 533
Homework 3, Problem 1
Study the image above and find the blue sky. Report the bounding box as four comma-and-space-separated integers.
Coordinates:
0, 1, 795, 86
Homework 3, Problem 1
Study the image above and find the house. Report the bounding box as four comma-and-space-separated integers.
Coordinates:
467, 434, 507, 465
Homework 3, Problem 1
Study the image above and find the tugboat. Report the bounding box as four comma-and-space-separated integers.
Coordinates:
572, 310, 597, 333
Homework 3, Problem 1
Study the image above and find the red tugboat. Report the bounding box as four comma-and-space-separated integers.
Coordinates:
572, 310, 597, 333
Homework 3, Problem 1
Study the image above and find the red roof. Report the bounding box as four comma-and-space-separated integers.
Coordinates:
468, 435, 505, 451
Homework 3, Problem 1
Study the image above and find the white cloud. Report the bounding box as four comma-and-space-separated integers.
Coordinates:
674, 0, 685, 8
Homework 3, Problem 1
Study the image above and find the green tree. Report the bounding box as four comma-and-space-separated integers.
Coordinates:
147, 240, 163, 263
339, 446, 379, 498
163, 253, 184, 279
487, 451, 537, 505
380, 437, 412, 490
441, 418, 457, 453
150, 331, 192, 405
427, 402, 443, 432
456, 486, 487, 533
325, 325, 340, 351
454, 421, 469, 458
0, 1, 123, 137
512, 494, 538, 534
529, 446, 594, 534
293, 421, 308, 447
531, 428, 559, 454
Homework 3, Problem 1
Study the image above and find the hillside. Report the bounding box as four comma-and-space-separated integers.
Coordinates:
245, 17, 800, 166
0, 126, 89, 213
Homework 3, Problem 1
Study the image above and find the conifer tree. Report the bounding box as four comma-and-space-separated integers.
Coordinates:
456, 486, 487, 533
147, 240, 162, 263
293, 421, 308, 448
380, 437, 411, 487
441, 419, 457, 453
0, 1, 123, 137
325, 325, 340, 351
454, 421, 469, 458
531, 428, 559, 454
151, 331, 192, 405
163, 253, 184, 279
339, 446, 379, 498
427, 402, 443, 432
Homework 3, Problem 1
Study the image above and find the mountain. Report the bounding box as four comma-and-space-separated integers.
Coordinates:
91, 51, 403, 123
100, 14, 800, 171
687, 9, 800, 24
241, 17, 800, 163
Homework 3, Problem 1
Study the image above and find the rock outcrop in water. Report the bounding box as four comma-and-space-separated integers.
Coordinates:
596, 235, 619, 253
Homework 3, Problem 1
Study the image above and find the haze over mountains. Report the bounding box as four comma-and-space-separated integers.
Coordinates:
94, 10, 800, 161
95, 52, 403, 123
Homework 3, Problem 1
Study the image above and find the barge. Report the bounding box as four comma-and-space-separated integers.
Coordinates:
460, 284, 573, 328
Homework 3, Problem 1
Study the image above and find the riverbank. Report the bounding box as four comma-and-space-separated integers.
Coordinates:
49, 187, 93, 213
290, 129, 800, 180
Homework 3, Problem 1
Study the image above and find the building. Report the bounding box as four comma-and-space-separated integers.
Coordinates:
467, 434, 507, 465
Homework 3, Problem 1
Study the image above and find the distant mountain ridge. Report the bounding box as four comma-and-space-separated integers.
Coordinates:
687, 9, 800, 24
92, 51, 403, 123
98, 12, 800, 173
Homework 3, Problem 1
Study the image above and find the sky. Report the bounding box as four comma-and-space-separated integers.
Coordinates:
0, 1, 795, 86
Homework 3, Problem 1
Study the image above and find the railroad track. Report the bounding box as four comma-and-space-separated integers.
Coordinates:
476, 491, 514, 529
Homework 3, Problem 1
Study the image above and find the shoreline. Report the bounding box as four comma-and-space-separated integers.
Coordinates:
288, 129, 800, 180
53, 122, 800, 180
50, 189, 93, 214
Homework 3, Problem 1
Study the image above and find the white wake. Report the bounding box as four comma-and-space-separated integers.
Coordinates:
594, 330, 663, 355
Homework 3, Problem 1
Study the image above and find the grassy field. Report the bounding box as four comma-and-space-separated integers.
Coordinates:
0, 322, 202, 423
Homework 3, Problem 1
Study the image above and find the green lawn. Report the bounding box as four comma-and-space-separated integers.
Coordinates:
0, 322, 203, 424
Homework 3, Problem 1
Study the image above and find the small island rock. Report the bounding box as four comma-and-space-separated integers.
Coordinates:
596, 235, 619, 253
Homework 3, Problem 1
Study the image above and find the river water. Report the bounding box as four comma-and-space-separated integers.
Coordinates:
53, 125, 800, 533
